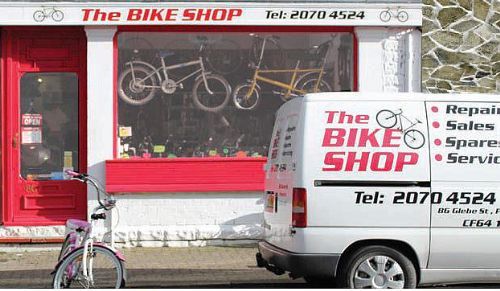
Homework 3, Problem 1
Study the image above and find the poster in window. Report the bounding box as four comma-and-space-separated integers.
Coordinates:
21, 127, 42, 144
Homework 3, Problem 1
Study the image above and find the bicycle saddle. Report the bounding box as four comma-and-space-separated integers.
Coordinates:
158, 50, 175, 58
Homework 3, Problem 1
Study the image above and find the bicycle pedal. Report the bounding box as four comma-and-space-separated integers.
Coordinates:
272, 90, 284, 96
179, 83, 184, 89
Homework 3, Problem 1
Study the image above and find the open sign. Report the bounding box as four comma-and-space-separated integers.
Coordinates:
22, 114, 42, 126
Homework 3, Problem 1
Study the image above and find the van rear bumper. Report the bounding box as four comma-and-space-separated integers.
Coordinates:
257, 241, 340, 277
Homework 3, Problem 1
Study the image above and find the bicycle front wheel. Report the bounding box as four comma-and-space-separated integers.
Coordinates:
52, 10, 64, 22
398, 11, 409, 22
192, 74, 231, 112
53, 246, 125, 289
404, 129, 425, 149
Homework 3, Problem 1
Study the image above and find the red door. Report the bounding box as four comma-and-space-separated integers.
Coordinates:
2, 28, 87, 226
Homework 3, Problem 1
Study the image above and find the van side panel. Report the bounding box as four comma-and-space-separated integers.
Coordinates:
426, 101, 500, 269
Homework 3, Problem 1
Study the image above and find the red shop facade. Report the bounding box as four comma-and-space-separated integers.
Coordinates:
0, 1, 421, 244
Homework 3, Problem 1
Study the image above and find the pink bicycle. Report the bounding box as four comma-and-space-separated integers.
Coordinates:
52, 171, 126, 289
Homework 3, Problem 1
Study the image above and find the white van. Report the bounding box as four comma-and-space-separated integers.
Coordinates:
256, 92, 500, 288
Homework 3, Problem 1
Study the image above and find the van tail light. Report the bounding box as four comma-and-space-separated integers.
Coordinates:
292, 188, 307, 228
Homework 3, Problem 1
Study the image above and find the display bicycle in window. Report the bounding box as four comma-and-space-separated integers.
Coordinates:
232, 34, 334, 110
118, 36, 231, 113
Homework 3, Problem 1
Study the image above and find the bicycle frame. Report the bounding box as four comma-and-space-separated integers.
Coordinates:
129, 52, 214, 95
245, 37, 328, 99
393, 110, 420, 132
250, 66, 326, 97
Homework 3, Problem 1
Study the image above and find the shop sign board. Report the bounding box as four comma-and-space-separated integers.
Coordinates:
0, 3, 421, 26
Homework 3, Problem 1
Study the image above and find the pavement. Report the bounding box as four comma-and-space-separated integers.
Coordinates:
0, 244, 309, 288
1, 245, 500, 289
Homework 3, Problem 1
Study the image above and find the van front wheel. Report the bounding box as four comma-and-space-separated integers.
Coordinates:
338, 246, 417, 289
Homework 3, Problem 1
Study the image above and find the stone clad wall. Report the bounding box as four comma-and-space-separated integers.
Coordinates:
422, 0, 499, 93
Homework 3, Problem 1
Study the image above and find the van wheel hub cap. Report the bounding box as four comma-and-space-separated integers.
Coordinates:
353, 255, 404, 289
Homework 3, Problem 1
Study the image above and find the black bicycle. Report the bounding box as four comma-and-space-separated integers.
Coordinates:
376, 109, 425, 149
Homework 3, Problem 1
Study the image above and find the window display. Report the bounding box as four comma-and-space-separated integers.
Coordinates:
117, 31, 354, 159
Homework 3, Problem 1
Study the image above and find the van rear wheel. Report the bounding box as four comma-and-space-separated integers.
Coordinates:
338, 245, 417, 289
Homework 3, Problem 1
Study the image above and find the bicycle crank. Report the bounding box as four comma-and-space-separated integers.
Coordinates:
161, 79, 179, 94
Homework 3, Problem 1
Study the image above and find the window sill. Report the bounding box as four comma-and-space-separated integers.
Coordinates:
105, 157, 266, 193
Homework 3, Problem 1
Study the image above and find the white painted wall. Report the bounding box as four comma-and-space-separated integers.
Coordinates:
85, 26, 117, 243
112, 192, 264, 247
355, 27, 421, 93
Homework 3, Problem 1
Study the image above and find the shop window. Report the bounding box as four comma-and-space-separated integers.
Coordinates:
117, 32, 354, 159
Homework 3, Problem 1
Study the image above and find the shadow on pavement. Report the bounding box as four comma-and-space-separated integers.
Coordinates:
2, 268, 500, 289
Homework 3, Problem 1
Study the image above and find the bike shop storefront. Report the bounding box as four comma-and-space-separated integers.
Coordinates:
0, 1, 421, 243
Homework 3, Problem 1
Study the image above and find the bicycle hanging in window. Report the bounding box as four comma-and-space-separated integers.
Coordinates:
118, 36, 231, 113
232, 34, 333, 111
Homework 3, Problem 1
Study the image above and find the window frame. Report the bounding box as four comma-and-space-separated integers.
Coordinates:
108, 25, 358, 193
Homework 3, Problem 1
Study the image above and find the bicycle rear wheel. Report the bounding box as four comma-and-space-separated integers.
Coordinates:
118, 65, 158, 106
376, 110, 397, 128
295, 73, 332, 96
53, 245, 125, 289
57, 235, 72, 261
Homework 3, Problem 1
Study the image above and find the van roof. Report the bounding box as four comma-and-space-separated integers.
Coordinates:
303, 92, 500, 103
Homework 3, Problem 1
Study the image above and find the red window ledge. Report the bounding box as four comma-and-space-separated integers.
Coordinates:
106, 158, 266, 193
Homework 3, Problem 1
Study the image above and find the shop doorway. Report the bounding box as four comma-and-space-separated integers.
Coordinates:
2, 28, 87, 226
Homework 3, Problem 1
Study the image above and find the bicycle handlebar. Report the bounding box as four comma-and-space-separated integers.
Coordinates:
65, 170, 116, 211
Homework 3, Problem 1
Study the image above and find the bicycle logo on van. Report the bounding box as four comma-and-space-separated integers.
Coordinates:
33, 7, 64, 22
376, 109, 426, 149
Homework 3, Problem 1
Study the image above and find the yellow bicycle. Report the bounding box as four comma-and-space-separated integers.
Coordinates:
232, 35, 333, 110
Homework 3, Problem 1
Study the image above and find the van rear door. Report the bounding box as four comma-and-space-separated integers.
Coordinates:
263, 98, 302, 246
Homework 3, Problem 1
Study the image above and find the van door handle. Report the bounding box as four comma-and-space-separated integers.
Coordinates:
12, 132, 19, 148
